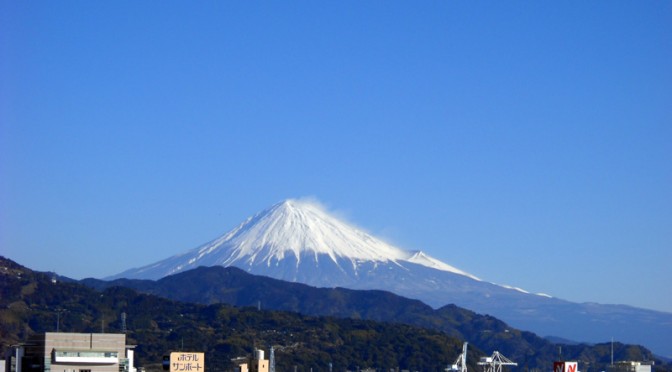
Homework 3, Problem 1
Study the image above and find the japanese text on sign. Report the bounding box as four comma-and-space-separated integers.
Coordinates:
170, 352, 205, 372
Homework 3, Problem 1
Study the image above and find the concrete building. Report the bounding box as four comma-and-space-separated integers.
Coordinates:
253, 350, 268, 372
608, 361, 654, 372
233, 350, 267, 372
3, 332, 136, 372
256, 357, 268, 372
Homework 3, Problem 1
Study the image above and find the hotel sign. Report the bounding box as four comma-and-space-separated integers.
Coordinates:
170, 352, 205, 372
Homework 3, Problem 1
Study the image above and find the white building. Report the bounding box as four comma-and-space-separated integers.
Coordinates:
3, 332, 136, 372
608, 361, 654, 372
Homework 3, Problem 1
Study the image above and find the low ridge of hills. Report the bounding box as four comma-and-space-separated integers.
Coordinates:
84, 264, 666, 371
0, 256, 468, 371
2, 256, 666, 371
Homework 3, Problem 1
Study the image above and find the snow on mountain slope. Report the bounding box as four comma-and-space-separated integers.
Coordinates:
111, 199, 479, 281
406, 250, 480, 281
215, 199, 410, 264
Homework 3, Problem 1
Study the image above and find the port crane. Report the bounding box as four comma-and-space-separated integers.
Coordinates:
477, 351, 518, 372
448, 342, 469, 372
269, 343, 299, 372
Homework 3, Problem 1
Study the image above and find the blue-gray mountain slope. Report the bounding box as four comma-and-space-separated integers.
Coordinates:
110, 199, 672, 357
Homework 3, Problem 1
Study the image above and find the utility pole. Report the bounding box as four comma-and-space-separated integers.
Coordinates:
611, 338, 614, 366
121, 312, 127, 333
55, 309, 66, 332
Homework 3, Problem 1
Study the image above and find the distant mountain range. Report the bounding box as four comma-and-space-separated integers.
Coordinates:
110, 199, 672, 357
83, 264, 667, 370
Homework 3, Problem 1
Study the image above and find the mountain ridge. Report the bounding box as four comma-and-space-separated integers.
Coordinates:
0, 256, 472, 371
109, 199, 672, 358
86, 264, 669, 370
5, 256, 668, 371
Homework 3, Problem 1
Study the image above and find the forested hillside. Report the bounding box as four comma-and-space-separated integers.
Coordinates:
0, 257, 470, 371
1, 257, 665, 372
83, 265, 665, 371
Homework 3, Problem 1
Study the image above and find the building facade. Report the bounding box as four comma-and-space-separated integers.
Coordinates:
233, 350, 267, 372
608, 361, 654, 372
4, 333, 136, 372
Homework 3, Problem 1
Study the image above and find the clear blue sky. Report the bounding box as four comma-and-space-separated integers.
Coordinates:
1, 2, 670, 313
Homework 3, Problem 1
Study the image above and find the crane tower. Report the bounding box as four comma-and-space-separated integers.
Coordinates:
477, 351, 517, 372
448, 342, 469, 372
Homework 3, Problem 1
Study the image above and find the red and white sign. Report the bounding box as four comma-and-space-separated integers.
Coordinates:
554, 361, 578, 372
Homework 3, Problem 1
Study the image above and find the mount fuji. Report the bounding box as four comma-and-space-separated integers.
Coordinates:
112, 199, 479, 285
111, 198, 672, 358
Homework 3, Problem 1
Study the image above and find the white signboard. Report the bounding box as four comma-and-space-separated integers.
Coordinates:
170, 352, 205, 372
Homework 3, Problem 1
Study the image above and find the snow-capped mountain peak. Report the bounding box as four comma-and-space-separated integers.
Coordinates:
111, 198, 478, 281
215, 198, 410, 264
